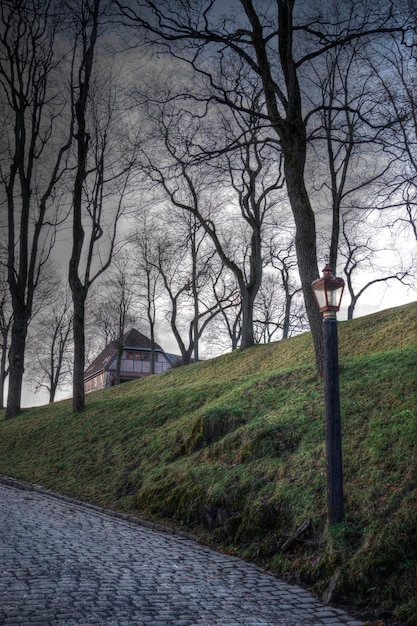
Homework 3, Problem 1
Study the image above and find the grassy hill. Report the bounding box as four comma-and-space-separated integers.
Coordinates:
1, 302, 417, 624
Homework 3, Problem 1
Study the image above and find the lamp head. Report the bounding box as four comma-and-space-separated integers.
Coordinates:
312, 264, 345, 313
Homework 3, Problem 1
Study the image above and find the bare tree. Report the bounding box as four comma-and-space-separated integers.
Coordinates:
308, 39, 395, 274
370, 34, 417, 245
117, 0, 407, 375
265, 238, 307, 340
25, 287, 73, 403
0, 0, 72, 417
207, 269, 243, 353
253, 274, 283, 344
91, 254, 137, 384
68, 0, 135, 412
137, 93, 285, 349
153, 211, 222, 365
341, 210, 413, 319
129, 213, 165, 374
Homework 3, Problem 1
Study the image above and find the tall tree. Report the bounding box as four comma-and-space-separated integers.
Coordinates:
68, 0, 134, 412
0, 0, 72, 417
117, 0, 406, 375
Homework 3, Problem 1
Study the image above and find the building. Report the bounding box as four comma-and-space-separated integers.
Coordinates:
84, 328, 175, 394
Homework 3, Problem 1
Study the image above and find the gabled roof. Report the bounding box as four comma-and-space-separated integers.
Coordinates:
84, 328, 166, 380
122, 328, 163, 351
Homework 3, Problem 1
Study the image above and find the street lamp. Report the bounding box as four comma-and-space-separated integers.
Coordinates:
312, 264, 345, 526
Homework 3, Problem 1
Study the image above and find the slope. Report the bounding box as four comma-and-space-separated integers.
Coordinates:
1, 301, 416, 624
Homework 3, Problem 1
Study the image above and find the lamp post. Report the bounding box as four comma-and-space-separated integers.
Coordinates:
312, 264, 345, 526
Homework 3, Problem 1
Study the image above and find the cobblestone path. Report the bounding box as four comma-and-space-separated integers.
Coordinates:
0, 480, 364, 626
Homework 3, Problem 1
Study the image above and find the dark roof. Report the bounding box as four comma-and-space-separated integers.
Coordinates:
122, 328, 163, 351
84, 328, 165, 379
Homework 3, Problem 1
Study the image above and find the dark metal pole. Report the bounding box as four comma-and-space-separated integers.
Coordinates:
323, 311, 344, 525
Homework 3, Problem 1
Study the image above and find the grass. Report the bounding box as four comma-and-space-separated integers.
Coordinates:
1, 301, 417, 624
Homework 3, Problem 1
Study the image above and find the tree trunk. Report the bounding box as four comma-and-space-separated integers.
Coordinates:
49, 383, 57, 404
282, 294, 292, 340
282, 140, 324, 377
192, 279, 200, 362
0, 378, 4, 411
6, 315, 27, 418
116, 339, 123, 384
191, 229, 200, 362
0, 334, 8, 411
347, 301, 355, 320
240, 285, 256, 349
71, 284, 86, 413
149, 319, 156, 374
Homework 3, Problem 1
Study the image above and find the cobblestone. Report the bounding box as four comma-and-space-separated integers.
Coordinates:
0, 480, 365, 626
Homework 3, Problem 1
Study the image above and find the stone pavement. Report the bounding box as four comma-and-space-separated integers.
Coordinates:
0, 479, 365, 626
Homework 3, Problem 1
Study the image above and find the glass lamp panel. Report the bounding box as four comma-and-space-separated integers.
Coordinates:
326, 282, 344, 310
313, 283, 327, 309
327, 285, 340, 307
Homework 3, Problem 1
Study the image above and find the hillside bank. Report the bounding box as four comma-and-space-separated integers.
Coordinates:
1, 303, 416, 624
